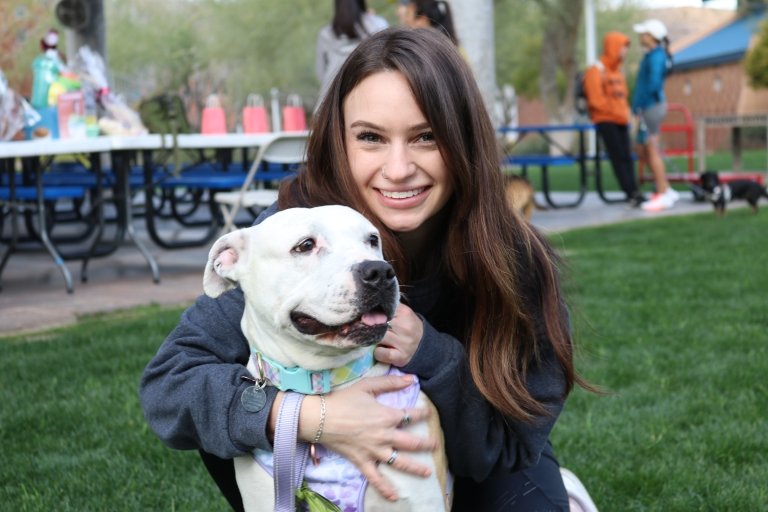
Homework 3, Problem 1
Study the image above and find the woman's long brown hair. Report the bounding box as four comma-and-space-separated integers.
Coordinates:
280, 27, 585, 421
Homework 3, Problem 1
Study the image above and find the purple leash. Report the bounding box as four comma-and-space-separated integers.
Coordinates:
273, 392, 310, 512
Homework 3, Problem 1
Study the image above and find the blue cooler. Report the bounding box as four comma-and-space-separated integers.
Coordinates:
25, 106, 59, 139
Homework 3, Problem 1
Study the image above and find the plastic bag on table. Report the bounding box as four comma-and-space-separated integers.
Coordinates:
0, 69, 41, 141
72, 46, 108, 91
98, 93, 148, 136
71, 46, 147, 136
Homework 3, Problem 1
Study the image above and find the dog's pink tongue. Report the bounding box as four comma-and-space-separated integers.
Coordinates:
362, 312, 388, 326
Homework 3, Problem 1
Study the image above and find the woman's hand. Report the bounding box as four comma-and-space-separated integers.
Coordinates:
297, 375, 436, 502
374, 303, 424, 367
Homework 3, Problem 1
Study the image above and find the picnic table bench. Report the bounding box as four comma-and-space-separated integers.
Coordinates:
499, 123, 622, 208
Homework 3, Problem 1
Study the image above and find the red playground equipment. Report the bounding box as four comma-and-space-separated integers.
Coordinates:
638, 103, 765, 188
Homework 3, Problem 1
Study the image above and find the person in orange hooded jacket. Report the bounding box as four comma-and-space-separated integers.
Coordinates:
584, 31, 645, 207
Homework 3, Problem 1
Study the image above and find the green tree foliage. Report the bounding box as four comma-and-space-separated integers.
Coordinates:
535, 0, 584, 121
2, 1, 60, 95
495, 0, 643, 102
105, 0, 398, 117
493, 1, 543, 98
107, 0, 202, 94
745, 19, 768, 88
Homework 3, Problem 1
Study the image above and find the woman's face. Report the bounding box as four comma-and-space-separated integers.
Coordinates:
343, 70, 453, 233
397, 2, 419, 27
397, 2, 432, 28
638, 32, 656, 49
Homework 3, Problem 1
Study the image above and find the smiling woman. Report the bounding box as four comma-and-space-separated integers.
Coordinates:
141, 27, 597, 512
285, 26, 597, 510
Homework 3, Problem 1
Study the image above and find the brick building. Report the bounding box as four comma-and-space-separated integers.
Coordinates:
666, 7, 768, 152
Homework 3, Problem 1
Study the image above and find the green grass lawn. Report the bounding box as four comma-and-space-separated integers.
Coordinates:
0, 307, 220, 510
1, 210, 766, 511
552, 208, 768, 510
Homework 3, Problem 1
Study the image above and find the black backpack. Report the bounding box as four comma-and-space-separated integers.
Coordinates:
138, 93, 193, 136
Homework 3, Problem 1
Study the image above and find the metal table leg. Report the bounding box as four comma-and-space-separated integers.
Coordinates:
113, 150, 160, 283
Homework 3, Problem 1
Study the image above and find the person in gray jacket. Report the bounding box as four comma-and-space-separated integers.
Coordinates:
141, 28, 597, 511
315, 0, 388, 106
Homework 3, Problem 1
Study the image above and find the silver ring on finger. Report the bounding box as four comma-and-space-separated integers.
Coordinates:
386, 449, 398, 465
400, 409, 411, 427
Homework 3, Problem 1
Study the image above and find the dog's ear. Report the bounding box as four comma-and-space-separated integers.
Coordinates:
700, 171, 716, 191
203, 229, 250, 298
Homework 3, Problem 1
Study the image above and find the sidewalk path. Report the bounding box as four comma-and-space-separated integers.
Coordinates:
0, 192, 717, 337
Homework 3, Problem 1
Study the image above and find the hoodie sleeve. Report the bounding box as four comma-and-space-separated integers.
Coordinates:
139, 290, 280, 459
400, 318, 566, 481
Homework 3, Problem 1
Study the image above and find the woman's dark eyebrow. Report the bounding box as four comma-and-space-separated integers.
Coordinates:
349, 120, 432, 131
349, 120, 382, 130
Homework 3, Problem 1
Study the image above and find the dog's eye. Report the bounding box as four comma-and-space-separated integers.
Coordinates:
292, 238, 316, 254
368, 233, 380, 248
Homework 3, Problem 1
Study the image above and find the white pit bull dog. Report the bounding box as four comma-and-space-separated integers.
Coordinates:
203, 205, 450, 511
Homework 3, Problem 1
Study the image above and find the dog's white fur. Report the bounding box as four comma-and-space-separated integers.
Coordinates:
203, 205, 449, 511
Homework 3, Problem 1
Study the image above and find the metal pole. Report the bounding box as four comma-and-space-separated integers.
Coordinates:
584, 0, 597, 155
270, 88, 282, 133
584, 0, 597, 66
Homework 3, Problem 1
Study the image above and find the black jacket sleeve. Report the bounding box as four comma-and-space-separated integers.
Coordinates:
400, 318, 566, 481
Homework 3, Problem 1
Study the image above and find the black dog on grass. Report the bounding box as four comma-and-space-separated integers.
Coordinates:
699, 171, 768, 216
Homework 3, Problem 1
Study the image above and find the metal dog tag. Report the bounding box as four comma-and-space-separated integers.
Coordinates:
241, 385, 267, 413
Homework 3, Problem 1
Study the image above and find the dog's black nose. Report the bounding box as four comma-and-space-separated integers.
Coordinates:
354, 260, 395, 289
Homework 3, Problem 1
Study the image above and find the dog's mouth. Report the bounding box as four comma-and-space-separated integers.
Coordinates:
290, 306, 391, 345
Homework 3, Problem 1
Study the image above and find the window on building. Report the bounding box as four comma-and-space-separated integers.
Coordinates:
683, 79, 692, 96
713, 75, 722, 93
